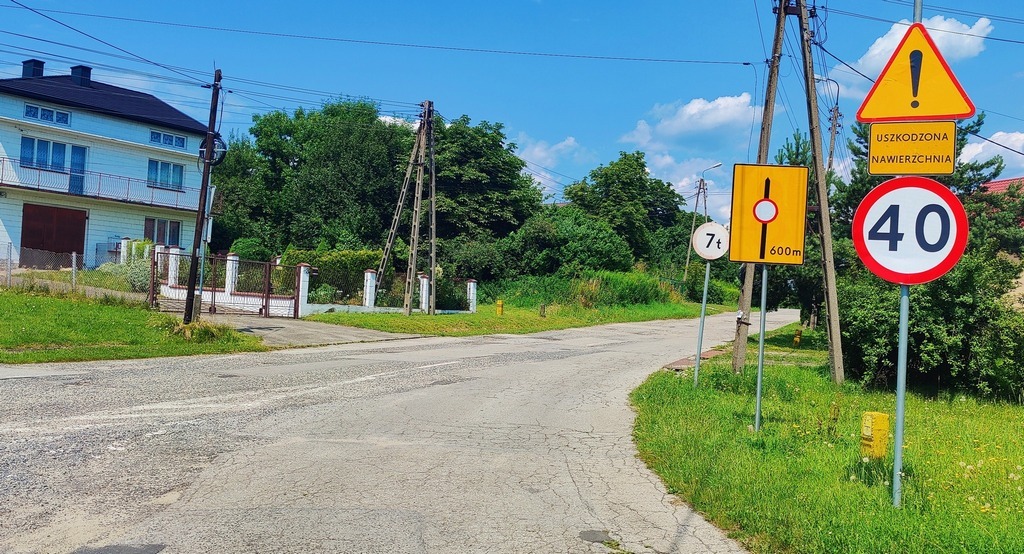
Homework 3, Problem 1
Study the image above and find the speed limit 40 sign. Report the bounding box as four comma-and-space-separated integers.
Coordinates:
852, 176, 968, 285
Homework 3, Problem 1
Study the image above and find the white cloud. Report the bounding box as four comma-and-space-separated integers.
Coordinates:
960, 131, 1024, 174
517, 134, 583, 167
854, 16, 992, 79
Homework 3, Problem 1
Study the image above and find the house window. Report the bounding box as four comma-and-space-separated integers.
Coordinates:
20, 137, 69, 171
24, 103, 70, 126
144, 217, 182, 246
150, 131, 186, 149
147, 159, 184, 191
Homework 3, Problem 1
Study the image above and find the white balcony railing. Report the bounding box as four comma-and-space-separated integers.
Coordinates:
0, 157, 200, 211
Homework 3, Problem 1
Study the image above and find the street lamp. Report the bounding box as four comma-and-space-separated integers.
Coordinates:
683, 162, 723, 285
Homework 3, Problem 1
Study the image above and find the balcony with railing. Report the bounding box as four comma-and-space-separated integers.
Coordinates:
0, 156, 200, 211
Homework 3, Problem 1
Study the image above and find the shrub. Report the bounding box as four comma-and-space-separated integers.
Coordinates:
229, 237, 273, 262
308, 283, 338, 304
281, 248, 383, 301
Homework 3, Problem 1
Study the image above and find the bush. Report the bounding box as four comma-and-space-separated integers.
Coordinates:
839, 248, 1024, 400
682, 262, 726, 304
308, 283, 338, 304
229, 237, 273, 262
480, 271, 681, 309
281, 248, 383, 301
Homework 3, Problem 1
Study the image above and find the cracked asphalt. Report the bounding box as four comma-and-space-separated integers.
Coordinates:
0, 309, 798, 553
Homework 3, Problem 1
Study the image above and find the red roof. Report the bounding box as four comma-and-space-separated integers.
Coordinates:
982, 177, 1024, 194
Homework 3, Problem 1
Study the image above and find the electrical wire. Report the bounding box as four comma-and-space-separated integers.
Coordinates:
1, 5, 753, 66
8, 0, 206, 85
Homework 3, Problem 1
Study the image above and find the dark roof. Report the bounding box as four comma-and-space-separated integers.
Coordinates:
981, 177, 1024, 194
0, 75, 207, 135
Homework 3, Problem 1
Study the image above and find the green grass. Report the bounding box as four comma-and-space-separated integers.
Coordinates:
0, 290, 267, 363
307, 302, 712, 336
631, 326, 1024, 554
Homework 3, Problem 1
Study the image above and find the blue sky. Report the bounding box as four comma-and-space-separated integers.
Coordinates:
2, 1, 1021, 222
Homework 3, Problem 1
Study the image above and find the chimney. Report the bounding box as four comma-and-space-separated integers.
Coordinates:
21, 59, 44, 78
70, 65, 92, 87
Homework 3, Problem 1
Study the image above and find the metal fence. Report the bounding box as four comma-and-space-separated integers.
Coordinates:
0, 242, 146, 302
151, 251, 300, 318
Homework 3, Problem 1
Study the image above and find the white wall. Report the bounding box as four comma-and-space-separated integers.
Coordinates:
0, 188, 198, 268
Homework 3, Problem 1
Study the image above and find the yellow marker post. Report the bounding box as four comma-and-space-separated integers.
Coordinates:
860, 411, 890, 459
496, 299, 504, 316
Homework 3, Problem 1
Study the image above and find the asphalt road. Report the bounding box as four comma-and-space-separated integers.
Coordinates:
0, 309, 798, 554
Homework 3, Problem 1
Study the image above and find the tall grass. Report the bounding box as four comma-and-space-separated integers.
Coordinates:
631, 326, 1024, 553
479, 271, 686, 308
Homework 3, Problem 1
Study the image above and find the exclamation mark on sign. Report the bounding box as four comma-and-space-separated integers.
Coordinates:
909, 49, 923, 109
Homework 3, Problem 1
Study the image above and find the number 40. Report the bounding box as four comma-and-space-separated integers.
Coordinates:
868, 204, 950, 252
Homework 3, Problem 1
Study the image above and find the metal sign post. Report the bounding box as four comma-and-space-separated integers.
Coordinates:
692, 221, 729, 387
852, 176, 968, 507
754, 264, 768, 431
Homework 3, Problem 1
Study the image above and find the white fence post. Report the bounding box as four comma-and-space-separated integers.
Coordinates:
363, 269, 377, 307
167, 246, 181, 286
71, 252, 78, 290
6, 242, 11, 287
155, 244, 166, 274
467, 279, 477, 313
298, 263, 311, 317
119, 237, 129, 264
419, 273, 429, 312
225, 253, 239, 296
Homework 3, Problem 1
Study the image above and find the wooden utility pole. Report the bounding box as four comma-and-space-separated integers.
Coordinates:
403, 121, 427, 315
798, 0, 845, 383
426, 101, 438, 315
733, 0, 787, 374
379, 101, 437, 315
183, 69, 221, 324
826, 104, 841, 174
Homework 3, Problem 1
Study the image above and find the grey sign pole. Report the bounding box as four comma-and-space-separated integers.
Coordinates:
754, 264, 768, 432
892, 284, 911, 506
694, 261, 712, 387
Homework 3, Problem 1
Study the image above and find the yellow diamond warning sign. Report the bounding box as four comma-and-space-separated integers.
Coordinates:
869, 121, 956, 175
729, 164, 808, 265
856, 23, 974, 123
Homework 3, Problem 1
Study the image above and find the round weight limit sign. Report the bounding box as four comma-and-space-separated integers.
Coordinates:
852, 176, 968, 285
691, 222, 729, 260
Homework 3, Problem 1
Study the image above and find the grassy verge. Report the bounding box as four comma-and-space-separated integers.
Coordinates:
308, 302, 713, 336
0, 290, 267, 363
631, 326, 1024, 553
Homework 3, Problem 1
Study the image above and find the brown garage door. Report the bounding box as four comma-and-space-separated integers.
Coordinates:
21, 203, 87, 268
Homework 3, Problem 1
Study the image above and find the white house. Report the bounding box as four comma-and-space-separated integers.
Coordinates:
0, 59, 209, 268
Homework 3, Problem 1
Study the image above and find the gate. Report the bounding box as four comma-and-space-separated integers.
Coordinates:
151, 251, 301, 318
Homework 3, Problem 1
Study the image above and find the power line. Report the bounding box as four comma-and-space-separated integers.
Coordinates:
880, 0, 1024, 26
816, 42, 1024, 158
2, 5, 753, 66
825, 7, 1024, 46
8, 0, 206, 84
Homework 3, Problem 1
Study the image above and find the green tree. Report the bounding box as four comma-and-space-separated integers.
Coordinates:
836, 114, 1024, 399
211, 101, 415, 254
498, 205, 633, 277
564, 151, 684, 260
433, 115, 543, 241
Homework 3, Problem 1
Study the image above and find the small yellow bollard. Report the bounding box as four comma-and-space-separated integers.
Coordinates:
860, 411, 890, 459
496, 299, 504, 316
793, 329, 803, 348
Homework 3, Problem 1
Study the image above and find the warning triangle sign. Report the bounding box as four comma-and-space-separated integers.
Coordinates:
856, 23, 975, 122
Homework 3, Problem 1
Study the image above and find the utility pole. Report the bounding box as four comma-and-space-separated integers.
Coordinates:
798, 0, 845, 383
379, 101, 437, 315
826, 104, 841, 174
426, 101, 438, 315
398, 101, 437, 316
183, 69, 221, 324
733, 0, 786, 374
